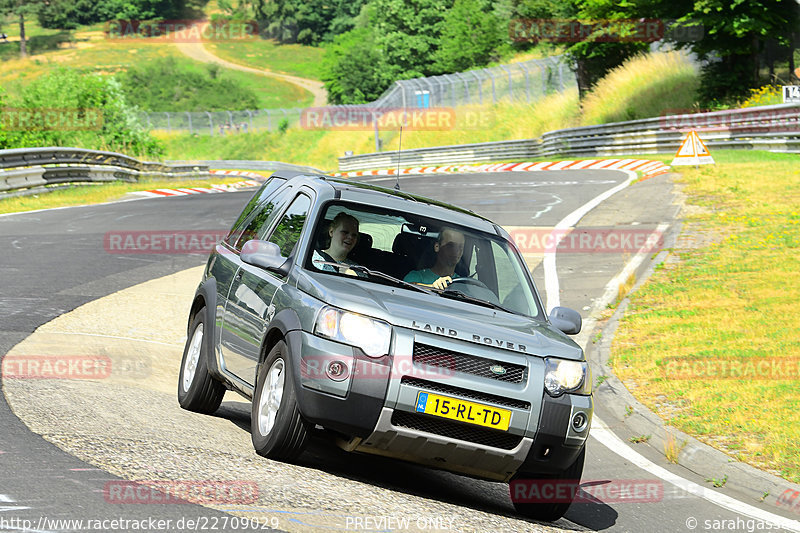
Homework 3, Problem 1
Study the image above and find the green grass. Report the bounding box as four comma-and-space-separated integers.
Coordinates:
0, 176, 246, 214
580, 51, 700, 125
205, 39, 325, 80
611, 150, 800, 482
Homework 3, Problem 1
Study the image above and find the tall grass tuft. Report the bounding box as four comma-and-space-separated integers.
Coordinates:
580, 52, 700, 126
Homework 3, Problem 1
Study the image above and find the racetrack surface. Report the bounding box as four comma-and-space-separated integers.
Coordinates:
2, 172, 798, 532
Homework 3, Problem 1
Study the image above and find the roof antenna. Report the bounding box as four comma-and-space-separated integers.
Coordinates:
394, 124, 403, 190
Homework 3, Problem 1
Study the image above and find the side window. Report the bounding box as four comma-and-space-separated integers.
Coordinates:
225, 178, 285, 242
267, 194, 312, 257
231, 189, 291, 250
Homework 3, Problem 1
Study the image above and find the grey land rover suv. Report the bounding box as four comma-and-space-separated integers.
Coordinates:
178, 170, 592, 521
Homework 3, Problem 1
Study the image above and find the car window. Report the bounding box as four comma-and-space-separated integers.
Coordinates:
226, 177, 286, 239
267, 193, 312, 257
231, 188, 292, 250
305, 201, 543, 319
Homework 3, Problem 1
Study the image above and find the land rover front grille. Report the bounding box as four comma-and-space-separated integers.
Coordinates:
401, 377, 530, 410
413, 343, 526, 383
391, 411, 524, 450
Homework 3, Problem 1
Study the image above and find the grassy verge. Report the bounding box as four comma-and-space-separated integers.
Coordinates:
0, 176, 245, 215
205, 40, 324, 80
611, 150, 800, 482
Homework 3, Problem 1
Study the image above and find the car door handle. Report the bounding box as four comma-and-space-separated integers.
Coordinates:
235, 270, 243, 280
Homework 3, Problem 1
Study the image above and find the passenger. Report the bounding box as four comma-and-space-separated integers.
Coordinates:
312, 212, 361, 275
404, 227, 465, 289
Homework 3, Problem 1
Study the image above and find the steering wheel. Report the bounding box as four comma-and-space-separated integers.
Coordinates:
448, 277, 490, 290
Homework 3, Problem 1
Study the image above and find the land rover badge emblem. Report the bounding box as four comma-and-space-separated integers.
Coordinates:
490, 364, 507, 376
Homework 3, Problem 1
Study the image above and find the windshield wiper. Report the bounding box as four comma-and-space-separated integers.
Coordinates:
312, 262, 434, 295
438, 289, 516, 314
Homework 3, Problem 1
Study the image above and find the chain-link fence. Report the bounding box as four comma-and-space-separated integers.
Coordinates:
140, 56, 576, 136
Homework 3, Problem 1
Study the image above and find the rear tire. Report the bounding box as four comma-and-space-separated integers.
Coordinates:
251, 340, 310, 461
510, 446, 586, 522
177, 307, 225, 414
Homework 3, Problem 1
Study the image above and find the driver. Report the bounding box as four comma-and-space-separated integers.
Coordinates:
404, 227, 465, 289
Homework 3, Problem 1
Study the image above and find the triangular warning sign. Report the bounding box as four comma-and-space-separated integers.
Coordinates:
671, 130, 715, 166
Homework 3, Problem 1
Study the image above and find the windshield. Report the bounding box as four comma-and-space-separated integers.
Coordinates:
304, 201, 544, 319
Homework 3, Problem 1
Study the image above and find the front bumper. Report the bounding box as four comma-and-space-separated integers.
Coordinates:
293, 328, 592, 481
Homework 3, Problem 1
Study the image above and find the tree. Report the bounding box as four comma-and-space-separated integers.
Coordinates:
371, 0, 455, 80
433, 0, 502, 73
562, 0, 649, 99
0, 0, 45, 57
36, 0, 210, 29
630, 0, 800, 104
321, 26, 393, 104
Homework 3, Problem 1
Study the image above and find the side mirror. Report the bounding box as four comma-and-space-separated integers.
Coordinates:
549, 306, 582, 335
241, 240, 289, 275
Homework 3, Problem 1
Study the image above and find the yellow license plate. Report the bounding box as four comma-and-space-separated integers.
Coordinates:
415, 391, 511, 431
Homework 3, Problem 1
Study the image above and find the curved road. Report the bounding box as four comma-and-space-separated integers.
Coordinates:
1, 171, 798, 532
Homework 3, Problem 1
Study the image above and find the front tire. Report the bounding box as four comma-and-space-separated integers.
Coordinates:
177, 307, 225, 414
251, 340, 310, 461
510, 446, 586, 522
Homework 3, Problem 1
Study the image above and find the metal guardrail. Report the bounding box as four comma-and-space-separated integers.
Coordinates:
339, 104, 800, 171
166, 160, 322, 174
0, 147, 212, 198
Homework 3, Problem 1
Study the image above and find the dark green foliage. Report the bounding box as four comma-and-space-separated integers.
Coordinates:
433, 0, 503, 73
321, 26, 393, 105
0, 68, 162, 156
36, 0, 210, 29
371, 0, 454, 80
252, 0, 367, 45
117, 57, 259, 112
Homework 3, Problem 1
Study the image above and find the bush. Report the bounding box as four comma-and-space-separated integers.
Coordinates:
0, 68, 162, 157
117, 57, 260, 112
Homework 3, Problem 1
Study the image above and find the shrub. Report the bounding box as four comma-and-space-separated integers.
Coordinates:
0, 67, 162, 157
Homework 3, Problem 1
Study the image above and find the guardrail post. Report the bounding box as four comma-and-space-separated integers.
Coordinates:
205, 111, 214, 136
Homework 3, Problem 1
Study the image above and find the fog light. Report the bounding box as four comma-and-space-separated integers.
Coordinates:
326, 360, 349, 381
571, 411, 589, 433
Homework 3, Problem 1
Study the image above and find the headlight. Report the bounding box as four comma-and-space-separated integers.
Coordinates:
314, 306, 391, 357
544, 358, 592, 397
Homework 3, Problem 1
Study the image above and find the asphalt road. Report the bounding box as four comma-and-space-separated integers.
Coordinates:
1, 171, 797, 533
